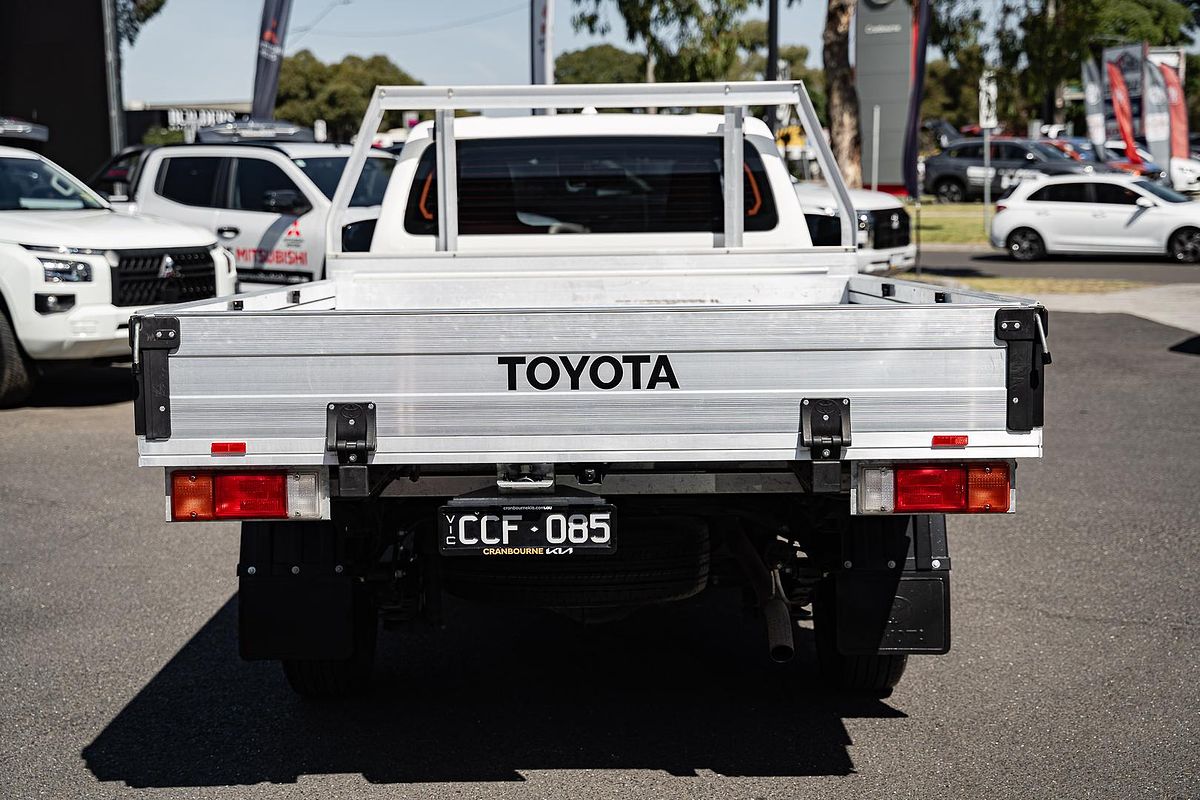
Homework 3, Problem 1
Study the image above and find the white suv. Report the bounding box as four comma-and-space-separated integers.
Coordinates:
97, 143, 395, 288
0, 146, 236, 405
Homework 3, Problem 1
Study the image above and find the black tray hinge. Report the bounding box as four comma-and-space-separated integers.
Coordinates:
995, 308, 1049, 432
325, 402, 377, 497
132, 315, 180, 441
800, 398, 851, 493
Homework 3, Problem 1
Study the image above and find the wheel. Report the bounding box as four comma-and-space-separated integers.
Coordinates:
1168, 227, 1200, 263
0, 306, 34, 407
812, 578, 908, 694
281, 585, 378, 699
1006, 227, 1046, 262
933, 178, 965, 203
440, 515, 709, 608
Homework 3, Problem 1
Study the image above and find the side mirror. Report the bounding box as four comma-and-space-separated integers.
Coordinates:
1135, 196, 1154, 209
341, 218, 377, 252
263, 188, 310, 216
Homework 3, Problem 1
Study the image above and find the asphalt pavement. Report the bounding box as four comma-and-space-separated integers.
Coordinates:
916, 247, 1200, 283
1, 263, 1197, 798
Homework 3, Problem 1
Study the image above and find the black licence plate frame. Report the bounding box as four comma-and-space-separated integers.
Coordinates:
438, 494, 617, 556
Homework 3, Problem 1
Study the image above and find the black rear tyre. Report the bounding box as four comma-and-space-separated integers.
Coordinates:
1006, 227, 1046, 262
0, 307, 34, 407
281, 587, 378, 699
812, 579, 908, 694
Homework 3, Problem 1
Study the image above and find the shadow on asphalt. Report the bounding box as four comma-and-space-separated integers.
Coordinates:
27, 363, 134, 408
1168, 335, 1200, 356
82, 590, 903, 787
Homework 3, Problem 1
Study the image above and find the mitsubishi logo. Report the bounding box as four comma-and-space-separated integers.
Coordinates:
157, 254, 179, 280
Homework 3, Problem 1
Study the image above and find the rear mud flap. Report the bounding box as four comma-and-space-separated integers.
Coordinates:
237, 522, 356, 661
834, 514, 951, 655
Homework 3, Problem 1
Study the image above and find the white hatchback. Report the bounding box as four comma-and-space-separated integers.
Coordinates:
990, 174, 1200, 262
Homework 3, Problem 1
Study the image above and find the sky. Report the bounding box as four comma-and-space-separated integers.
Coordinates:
122, 0, 827, 104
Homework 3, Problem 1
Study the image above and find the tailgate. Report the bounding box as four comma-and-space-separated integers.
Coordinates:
133, 302, 1044, 467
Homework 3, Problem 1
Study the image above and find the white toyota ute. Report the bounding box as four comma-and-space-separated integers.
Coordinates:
128, 83, 1050, 700
0, 146, 236, 405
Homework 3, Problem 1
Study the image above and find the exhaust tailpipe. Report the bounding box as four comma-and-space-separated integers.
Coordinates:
764, 589, 795, 663
726, 521, 796, 663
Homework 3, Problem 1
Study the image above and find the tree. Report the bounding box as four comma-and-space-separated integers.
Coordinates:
275, 50, 422, 141
823, 0, 860, 186
571, 0, 761, 82
117, 0, 168, 45
556, 44, 645, 83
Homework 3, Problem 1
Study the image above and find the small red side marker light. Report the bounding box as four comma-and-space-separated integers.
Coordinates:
931, 435, 969, 448
211, 442, 247, 455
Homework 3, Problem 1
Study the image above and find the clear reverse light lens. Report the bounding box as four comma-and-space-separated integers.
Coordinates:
859, 466, 894, 513
39, 258, 93, 283
286, 471, 322, 519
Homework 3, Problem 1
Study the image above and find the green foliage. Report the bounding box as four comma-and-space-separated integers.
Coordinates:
117, 0, 168, 45
556, 44, 646, 83
140, 126, 183, 146
931, 0, 1196, 129
276, 50, 422, 141
571, 0, 762, 82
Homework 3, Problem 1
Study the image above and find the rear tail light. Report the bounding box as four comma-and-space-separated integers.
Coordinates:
170, 469, 326, 521
995, 204, 1007, 214
858, 463, 1011, 514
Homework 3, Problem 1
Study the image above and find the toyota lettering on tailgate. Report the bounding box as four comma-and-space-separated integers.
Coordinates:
498, 355, 679, 391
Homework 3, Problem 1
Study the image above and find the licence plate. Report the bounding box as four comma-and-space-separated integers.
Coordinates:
438, 501, 616, 556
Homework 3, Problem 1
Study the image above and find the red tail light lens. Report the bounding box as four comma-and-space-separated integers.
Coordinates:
894, 466, 968, 512
213, 472, 287, 519
995, 204, 1006, 214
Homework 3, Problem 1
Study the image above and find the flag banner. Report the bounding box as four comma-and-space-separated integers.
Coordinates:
1159, 63, 1190, 160
251, 0, 293, 121
902, 0, 931, 198
1081, 60, 1106, 151
1106, 61, 1141, 165
1143, 59, 1171, 167
1103, 44, 1146, 139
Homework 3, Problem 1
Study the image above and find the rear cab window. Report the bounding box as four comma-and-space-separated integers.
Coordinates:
402, 136, 778, 236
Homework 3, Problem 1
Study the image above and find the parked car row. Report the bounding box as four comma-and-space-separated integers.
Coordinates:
924, 135, 1200, 203
923, 138, 1108, 203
